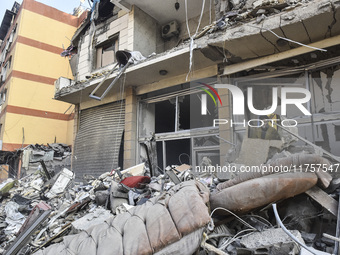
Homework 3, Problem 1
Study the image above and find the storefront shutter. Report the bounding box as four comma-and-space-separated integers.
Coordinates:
73, 101, 125, 179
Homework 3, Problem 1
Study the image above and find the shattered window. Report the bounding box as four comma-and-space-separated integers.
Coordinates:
139, 90, 219, 169
313, 122, 340, 156
311, 67, 340, 113
96, 37, 119, 69
0, 58, 10, 83
140, 93, 217, 136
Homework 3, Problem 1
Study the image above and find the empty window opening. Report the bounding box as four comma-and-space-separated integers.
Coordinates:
155, 100, 176, 133
165, 139, 191, 166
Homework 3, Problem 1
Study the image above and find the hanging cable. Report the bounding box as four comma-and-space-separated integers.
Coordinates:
242, 22, 327, 52
209, 0, 212, 24
185, 0, 206, 81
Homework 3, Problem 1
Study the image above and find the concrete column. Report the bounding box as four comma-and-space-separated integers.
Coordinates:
71, 104, 80, 169
124, 86, 137, 169
217, 87, 233, 166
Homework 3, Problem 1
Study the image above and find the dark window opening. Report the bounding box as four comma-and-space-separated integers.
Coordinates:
156, 141, 163, 169
165, 139, 191, 166
178, 96, 190, 130
335, 125, 340, 141
97, 0, 115, 21
118, 130, 124, 169
155, 100, 176, 133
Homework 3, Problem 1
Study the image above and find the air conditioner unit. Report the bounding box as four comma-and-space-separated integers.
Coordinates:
162, 20, 179, 39
55, 77, 71, 93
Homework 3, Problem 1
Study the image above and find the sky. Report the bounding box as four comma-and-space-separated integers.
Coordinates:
0, 0, 91, 22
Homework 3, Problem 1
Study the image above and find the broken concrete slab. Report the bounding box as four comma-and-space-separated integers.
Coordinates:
235, 136, 283, 166
240, 228, 303, 254
120, 162, 145, 176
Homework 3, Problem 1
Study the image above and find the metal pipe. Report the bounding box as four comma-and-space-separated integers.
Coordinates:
323, 233, 340, 243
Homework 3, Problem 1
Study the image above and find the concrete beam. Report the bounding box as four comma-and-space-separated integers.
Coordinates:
222, 34, 340, 76
135, 65, 218, 95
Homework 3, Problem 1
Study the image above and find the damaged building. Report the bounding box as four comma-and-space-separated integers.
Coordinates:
54, 0, 340, 177
2, 1, 340, 254
0, 0, 87, 153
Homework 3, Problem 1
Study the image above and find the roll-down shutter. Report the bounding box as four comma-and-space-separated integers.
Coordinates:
73, 101, 125, 178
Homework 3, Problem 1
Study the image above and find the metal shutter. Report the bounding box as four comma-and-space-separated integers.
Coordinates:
73, 101, 125, 179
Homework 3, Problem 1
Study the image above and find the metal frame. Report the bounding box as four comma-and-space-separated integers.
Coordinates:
89, 62, 131, 101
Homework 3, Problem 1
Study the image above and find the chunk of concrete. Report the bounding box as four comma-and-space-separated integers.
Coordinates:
240, 228, 304, 254
235, 136, 282, 166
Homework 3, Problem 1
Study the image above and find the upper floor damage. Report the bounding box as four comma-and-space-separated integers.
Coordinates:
55, 0, 340, 104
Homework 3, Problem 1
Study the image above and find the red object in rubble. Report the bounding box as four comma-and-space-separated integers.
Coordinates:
120, 176, 151, 189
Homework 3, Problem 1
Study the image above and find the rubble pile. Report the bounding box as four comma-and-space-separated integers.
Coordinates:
0, 140, 340, 254
21, 143, 72, 177
216, 0, 313, 24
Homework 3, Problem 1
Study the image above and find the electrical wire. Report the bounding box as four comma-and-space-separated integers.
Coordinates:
243, 214, 273, 227
185, 0, 206, 81
209, 0, 212, 24
219, 228, 255, 250
209, 207, 257, 231
242, 22, 327, 52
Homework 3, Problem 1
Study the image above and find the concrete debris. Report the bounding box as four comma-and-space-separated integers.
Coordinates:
4, 201, 26, 235
0, 142, 339, 254
45, 168, 74, 199
240, 228, 303, 253
213, 0, 314, 32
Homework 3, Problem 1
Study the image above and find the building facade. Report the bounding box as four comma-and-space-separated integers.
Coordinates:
0, 0, 85, 151
54, 0, 340, 178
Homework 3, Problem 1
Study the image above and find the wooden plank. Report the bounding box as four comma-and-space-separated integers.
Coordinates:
305, 186, 338, 217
